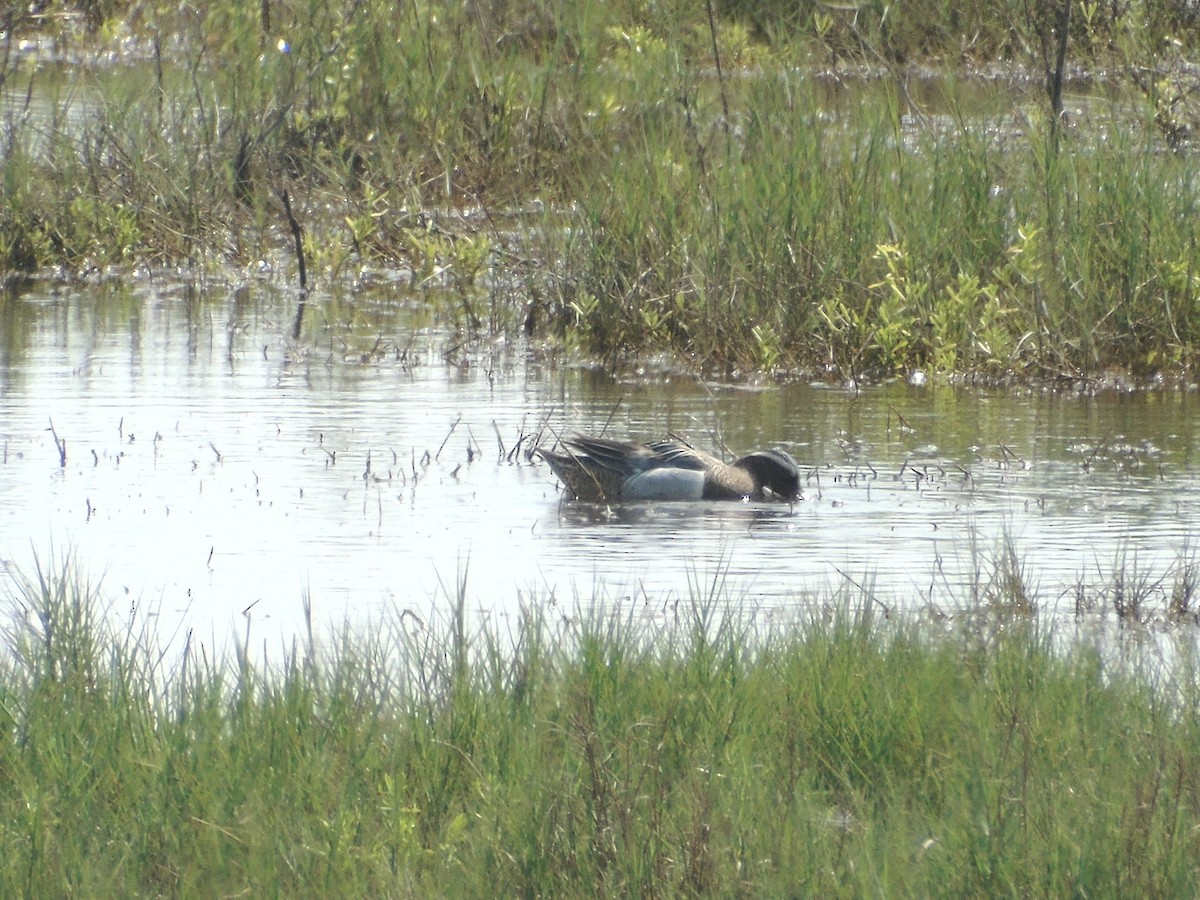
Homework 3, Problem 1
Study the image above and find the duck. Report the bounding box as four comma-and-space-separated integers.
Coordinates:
537, 434, 802, 503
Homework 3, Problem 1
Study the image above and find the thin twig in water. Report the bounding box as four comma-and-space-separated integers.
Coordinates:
279, 189, 307, 293
998, 442, 1025, 468
508, 425, 528, 463
47, 418, 66, 467
436, 414, 462, 461
527, 406, 556, 461
493, 421, 505, 462
832, 566, 892, 617
508, 413, 529, 463
281, 189, 308, 339
598, 397, 623, 438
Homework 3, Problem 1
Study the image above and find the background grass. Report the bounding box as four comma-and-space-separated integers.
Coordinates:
3, 2, 1200, 378
1, 556, 1199, 895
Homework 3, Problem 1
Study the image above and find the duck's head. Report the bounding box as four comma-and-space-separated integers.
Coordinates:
736, 449, 802, 501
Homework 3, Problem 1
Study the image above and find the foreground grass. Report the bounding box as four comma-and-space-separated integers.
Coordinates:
3, 562, 1199, 896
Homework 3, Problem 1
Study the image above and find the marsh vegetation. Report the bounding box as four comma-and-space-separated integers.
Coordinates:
2, 559, 1200, 896
5, 7, 1200, 891
4, 1, 1200, 379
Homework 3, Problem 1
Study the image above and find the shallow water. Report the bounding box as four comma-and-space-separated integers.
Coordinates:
1, 277, 1198, 652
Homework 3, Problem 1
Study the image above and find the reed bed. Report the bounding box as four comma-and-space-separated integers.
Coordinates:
2, 556, 1199, 896
3, 2, 1200, 378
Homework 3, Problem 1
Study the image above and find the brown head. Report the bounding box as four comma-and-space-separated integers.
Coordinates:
734, 449, 802, 501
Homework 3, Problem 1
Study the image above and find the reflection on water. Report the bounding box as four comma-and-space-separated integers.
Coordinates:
1, 278, 1199, 652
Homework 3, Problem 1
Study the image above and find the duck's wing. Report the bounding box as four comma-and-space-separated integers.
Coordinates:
643, 438, 722, 471
562, 435, 657, 475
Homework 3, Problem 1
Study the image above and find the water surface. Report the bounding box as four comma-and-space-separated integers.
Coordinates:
1, 277, 1197, 651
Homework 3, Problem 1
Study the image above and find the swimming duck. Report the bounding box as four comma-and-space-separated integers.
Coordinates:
538, 434, 802, 503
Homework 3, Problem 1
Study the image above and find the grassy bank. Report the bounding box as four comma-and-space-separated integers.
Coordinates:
3, 2, 1200, 379
2, 560, 1199, 895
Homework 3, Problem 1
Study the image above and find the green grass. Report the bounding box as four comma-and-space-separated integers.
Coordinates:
4, 2, 1200, 378
2, 556, 1200, 896
554, 76, 1200, 377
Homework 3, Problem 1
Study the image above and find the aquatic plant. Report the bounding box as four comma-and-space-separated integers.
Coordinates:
3, 2, 1200, 379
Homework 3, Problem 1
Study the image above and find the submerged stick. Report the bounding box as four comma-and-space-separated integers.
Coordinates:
598, 397, 623, 438
493, 420, 505, 462
47, 418, 66, 467
832, 566, 892, 618
436, 414, 462, 461
281, 188, 308, 340
527, 406, 556, 462
280, 189, 307, 293
508, 432, 524, 463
